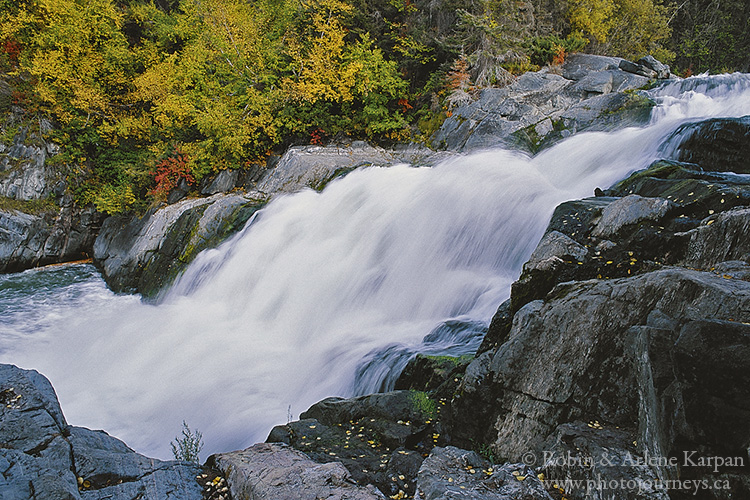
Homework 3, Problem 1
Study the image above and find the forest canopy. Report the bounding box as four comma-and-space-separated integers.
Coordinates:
0, 0, 747, 213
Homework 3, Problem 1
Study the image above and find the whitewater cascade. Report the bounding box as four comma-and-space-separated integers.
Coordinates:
1, 74, 749, 460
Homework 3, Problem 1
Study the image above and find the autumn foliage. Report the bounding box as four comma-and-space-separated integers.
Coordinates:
149, 150, 195, 201
0, 0, 744, 213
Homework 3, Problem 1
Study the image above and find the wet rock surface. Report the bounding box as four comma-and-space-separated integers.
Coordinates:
93, 193, 266, 297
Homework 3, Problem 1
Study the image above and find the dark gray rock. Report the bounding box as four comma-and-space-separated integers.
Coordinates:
414, 446, 553, 500
451, 267, 750, 465
166, 177, 190, 204
661, 117, 750, 174
683, 207, 750, 269
523, 230, 589, 272
269, 390, 451, 497
0, 364, 204, 500
0, 203, 102, 272
200, 168, 239, 195
540, 422, 670, 500
302, 391, 435, 429
591, 195, 675, 238
267, 417, 423, 497
619, 59, 658, 79
394, 354, 473, 393
606, 160, 750, 218
637, 55, 671, 79
477, 299, 513, 355
210, 443, 386, 500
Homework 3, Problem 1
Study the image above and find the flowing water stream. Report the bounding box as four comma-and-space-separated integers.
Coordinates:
1, 73, 749, 460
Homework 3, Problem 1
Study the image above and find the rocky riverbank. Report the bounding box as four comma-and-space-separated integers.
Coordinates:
3, 143, 747, 498
2, 57, 749, 500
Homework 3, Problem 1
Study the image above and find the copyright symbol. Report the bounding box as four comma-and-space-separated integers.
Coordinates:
522, 451, 536, 466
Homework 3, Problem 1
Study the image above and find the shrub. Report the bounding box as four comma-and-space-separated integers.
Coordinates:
149, 148, 195, 201
170, 421, 204, 463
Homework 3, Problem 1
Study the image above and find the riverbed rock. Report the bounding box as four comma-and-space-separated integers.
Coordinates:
0, 364, 205, 500
683, 207, 750, 268
0, 201, 102, 272
432, 54, 660, 153
267, 390, 450, 497
590, 194, 675, 238
394, 354, 473, 393
210, 442, 386, 500
661, 116, 750, 174
93, 192, 266, 297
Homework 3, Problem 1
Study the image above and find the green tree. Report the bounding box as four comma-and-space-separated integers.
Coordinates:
667, 0, 750, 73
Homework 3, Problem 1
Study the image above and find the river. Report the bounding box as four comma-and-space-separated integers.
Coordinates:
1, 73, 749, 461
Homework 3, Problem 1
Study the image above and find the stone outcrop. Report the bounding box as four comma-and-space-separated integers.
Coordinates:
0, 200, 102, 272
432, 53, 668, 153
210, 443, 386, 500
0, 117, 62, 201
93, 192, 266, 297
0, 364, 207, 500
415, 447, 552, 500
0, 113, 103, 271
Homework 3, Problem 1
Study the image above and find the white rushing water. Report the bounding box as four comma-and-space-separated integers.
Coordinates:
1, 73, 749, 461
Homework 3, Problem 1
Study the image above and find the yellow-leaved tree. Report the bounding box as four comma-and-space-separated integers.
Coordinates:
1, 0, 132, 125
281, 0, 357, 103
567, 0, 673, 62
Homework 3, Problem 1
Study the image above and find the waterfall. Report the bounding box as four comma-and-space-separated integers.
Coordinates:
1, 73, 749, 461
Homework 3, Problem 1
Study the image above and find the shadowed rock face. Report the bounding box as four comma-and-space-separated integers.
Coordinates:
0, 201, 102, 272
0, 364, 206, 500
453, 268, 750, 459
437, 151, 750, 499
664, 116, 750, 174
